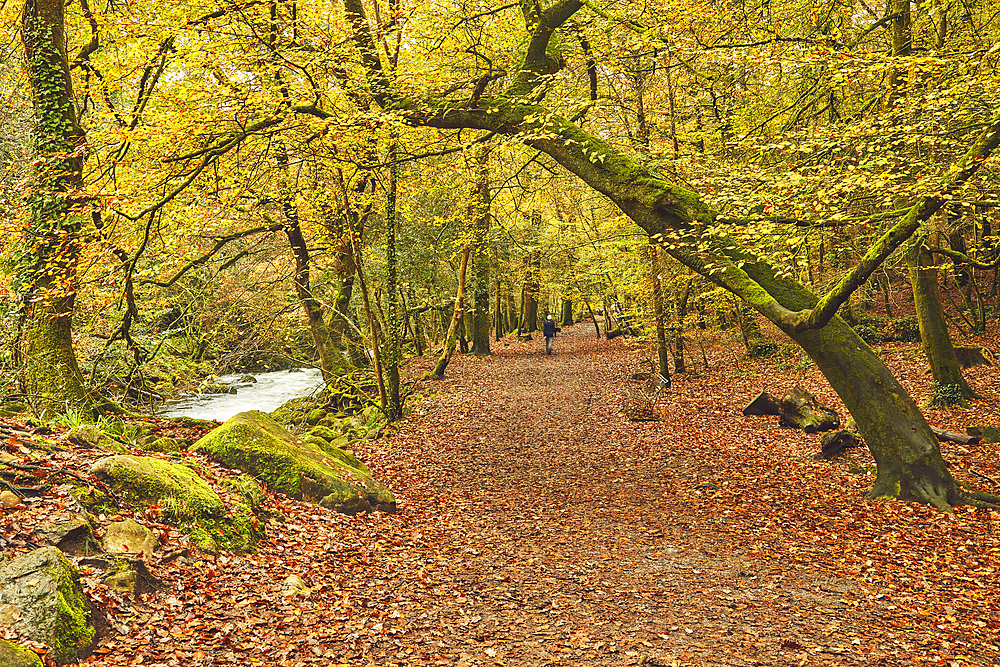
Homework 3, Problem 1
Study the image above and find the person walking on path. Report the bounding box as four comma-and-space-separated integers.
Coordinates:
543, 315, 557, 355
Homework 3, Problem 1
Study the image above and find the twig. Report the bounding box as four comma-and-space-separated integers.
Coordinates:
971, 469, 1000, 488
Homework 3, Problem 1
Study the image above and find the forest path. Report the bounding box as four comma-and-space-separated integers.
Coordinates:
364, 321, 870, 666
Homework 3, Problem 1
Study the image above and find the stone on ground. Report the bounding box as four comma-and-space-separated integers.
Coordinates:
102, 518, 158, 556
0, 640, 43, 667
0, 547, 105, 664
191, 410, 395, 514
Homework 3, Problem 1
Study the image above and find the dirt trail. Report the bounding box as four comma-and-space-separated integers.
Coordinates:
362, 322, 871, 666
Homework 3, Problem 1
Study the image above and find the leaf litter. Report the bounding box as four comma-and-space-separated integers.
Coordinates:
2, 320, 1000, 666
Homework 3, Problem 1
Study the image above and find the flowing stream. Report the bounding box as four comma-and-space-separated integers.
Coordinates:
159, 368, 325, 422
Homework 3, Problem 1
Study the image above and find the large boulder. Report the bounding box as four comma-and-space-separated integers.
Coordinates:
0, 547, 105, 664
32, 513, 97, 555
88, 455, 262, 553
191, 410, 395, 514
0, 640, 43, 667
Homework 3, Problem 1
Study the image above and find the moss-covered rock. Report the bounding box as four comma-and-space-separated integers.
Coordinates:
0, 547, 105, 664
65, 425, 126, 453
88, 455, 261, 553
0, 639, 43, 667
306, 425, 340, 441
138, 436, 183, 453
191, 411, 395, 514
167, 416, 219, 430
306, 408, 327, 425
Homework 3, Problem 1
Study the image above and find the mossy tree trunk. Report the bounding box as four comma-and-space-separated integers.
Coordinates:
433, 246, 471, 378
906, 236, 976, 406
560, 299, 573, 327
346, 0, 1000, 508
18, 0, 96, 415
384, 143, 403, 420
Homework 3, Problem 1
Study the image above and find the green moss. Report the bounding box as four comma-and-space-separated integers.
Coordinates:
140, 437, 183, 453
90, 455, 223, 521
306, 425, 340, 441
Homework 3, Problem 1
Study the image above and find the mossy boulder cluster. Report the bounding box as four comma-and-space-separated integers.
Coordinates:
85, 455, 264, 554
0, 639, 43, 667
192, 411, 395, 514
271, 372, 384, 431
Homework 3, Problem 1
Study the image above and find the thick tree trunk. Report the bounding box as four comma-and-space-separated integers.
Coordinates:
320, 200, 368, 367
18, 0, 95, 415
560, 299, 573, 327
906, 238, 976, 406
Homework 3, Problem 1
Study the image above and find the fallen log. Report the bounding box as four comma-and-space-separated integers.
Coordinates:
815, 430, 863, 460
742, 386, 840, 433
930, 426, 980, 446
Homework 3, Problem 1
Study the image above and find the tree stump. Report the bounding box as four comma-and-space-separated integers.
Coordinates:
742, 386, 840, 433
953, 346, 994, 369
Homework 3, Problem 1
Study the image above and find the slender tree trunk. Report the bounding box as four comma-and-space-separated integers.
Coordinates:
350, 231, 388, 414
906, 237, 976, 406
494, 281, 504, 341
18, 0, 96, 414
648, 245, 671, 382
520, 249, 540, 333
673, 275, 693, 373
284, 220, 341, 380
469, 146, 493, 356
433, 246, 471, 377
383, 143, 403, 419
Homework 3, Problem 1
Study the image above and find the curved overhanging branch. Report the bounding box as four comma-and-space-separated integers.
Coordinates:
506, 0, 583, 97
401, 96, 1000, 335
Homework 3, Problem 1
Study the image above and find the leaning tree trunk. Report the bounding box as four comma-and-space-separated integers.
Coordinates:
433, 247, 471, 378
906, 237, 976, 406
18, 0, 96, 415
343, 0, 1000, 507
